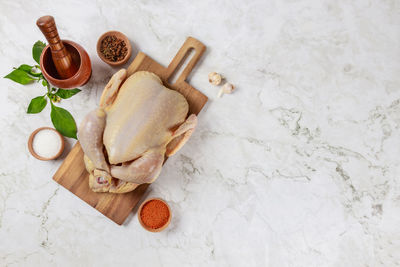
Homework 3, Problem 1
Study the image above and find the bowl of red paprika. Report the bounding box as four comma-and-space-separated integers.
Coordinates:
138, 198, 171, 232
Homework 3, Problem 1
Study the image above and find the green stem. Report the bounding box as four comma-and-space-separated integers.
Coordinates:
46, 80, 51, 94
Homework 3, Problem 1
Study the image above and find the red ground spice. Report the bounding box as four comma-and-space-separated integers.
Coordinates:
140, 199, 170, 229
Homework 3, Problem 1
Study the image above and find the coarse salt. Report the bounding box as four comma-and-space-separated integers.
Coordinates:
32, 129, 62, 159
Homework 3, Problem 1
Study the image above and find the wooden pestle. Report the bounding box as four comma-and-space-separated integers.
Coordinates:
36, 16, 78, 79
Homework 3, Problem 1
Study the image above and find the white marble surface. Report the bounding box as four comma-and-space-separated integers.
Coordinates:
1, 0, 400, 266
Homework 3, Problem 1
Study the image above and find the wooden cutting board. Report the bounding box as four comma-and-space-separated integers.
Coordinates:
53, 37, 207, 225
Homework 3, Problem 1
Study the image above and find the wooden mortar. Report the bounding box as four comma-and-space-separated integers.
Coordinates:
37, 16, 91, 89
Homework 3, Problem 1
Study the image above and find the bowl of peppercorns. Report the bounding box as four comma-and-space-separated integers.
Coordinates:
97, 31, 132, 66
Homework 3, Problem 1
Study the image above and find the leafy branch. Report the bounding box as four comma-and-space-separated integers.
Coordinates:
4, 41, 80, 139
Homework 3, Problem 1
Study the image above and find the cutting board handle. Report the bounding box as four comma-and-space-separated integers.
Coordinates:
166, 37, 206, 83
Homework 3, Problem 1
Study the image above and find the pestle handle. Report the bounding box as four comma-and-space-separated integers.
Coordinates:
36, 16, 77, 79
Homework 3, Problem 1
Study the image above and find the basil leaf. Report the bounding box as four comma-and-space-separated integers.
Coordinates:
50, 103, 77, 139
27, 96, 47, 114
32, 41, 46, 64
4, 69, 35, 85
55, 88, 81, 99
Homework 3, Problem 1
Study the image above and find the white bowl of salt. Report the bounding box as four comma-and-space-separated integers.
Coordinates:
28, 127, 65, 161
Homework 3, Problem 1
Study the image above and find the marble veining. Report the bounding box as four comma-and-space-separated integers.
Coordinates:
1, 0, 400, 266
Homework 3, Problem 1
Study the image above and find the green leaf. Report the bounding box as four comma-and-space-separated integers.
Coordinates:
42, 80, 48, 87
32, 41, 46, 64
50, 103, 77, 139
17, 64, 42, 77
4, 69, 35, 85
27, 96, 47, 114
28, 68, 42, 77
17, 64, 33, 72
55, 88, 81, 99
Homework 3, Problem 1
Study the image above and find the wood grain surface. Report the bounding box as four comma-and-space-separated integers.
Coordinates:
53, 37, 207, 225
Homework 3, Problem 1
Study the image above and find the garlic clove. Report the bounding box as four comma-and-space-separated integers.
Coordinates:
217, 83, 235, 97
208, 72, 223, 85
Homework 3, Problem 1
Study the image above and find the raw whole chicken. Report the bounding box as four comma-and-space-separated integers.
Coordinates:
78, 70, 197, 193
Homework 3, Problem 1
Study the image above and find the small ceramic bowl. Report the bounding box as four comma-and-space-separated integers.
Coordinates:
28, 127, 65, 161
138, 198, 171, 232
97, 31, 132, 66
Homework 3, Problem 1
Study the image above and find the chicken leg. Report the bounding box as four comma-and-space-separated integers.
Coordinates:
78, 69, 127, 185
110, 148, 165, 184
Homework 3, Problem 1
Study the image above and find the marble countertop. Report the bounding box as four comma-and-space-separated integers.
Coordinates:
1, 0, 400, 266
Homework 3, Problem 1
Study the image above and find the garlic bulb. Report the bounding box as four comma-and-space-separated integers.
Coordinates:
218, 83, 235, 98
208, 72, 223, 85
